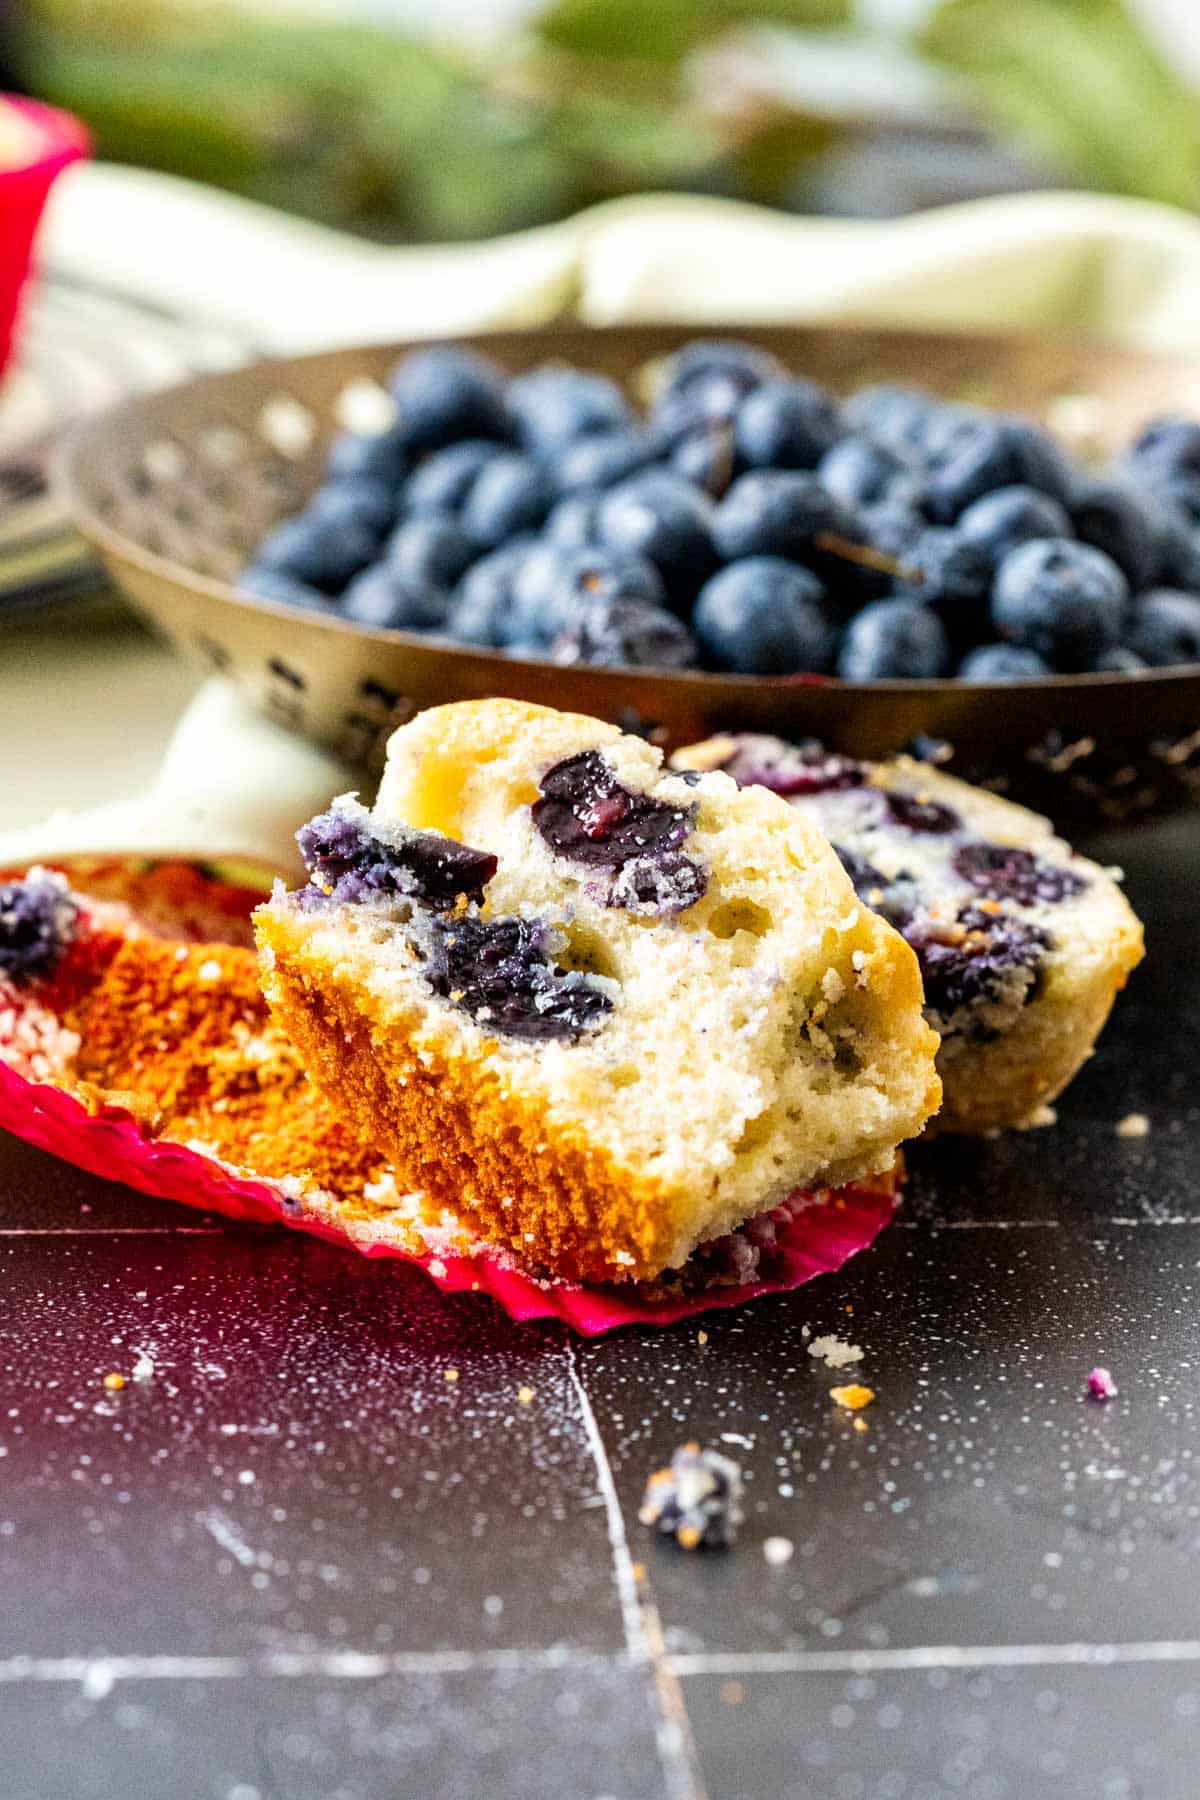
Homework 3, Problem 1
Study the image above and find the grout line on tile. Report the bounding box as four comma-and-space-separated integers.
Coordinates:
0, 1227, 232, 1236
567, 1342, 708, 1800
3, 1218, 1197, 1240
0, 1647, 618, 1696
566, 1343, 645, 1665
1110, 1216, 1200, 1226
635, 1567, 712, 1800
669, 1639, 1200, 1678
896, 1219, 1062, 1230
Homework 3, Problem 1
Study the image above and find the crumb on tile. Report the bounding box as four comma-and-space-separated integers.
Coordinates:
808, 1334, 864, 1370
639, 1441, 744, 1551
830, 1383, 875, 1412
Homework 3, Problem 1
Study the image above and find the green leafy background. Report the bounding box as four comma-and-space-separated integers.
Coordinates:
19, 0, 1200, 241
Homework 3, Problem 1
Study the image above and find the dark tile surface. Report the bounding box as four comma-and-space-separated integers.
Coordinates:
0, 1230, 619, 1660
0, 1130, 237, 1231
683, 1664, 1200, 1800
580, 1221, 1200, 1656
1, 1664, 670, 1800
2, 811, 1198, 1799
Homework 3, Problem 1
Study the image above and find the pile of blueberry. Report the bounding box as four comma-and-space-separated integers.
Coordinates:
240, 339, 1200, 681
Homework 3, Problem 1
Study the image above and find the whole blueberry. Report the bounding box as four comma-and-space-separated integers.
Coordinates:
830, 500, 927, 606
552, 598, 698, 670
959, 484, 1073, 568
384, 513, 477, 592
507, 364, 632, 455
921, 414, 1013, 517
1069, 478, 1157, 589
661, 338, 784, 392
693, 557, 834, 675
1007, 419, 1074, 502
505, 542, 572, 647
314, 478, 396, 535
323, 424, 410, 488
402, 439, 504, 516
842, 384, 940, 458
1126, 589, 1200, 666
858, 500, 924, 562
1172, 537, 1200, 593
253, 489, 383, 593
958, 643, 1052, 681
561, 544, 665, 611
894, 526, 991, 647
1158, 476, 1200, 526
1125, 415, 1200, 481
445, 538, 536, 647
925, 414, 1071, 522
544, 491, 605, 549
817, 436, 918, 510
555, 428, 658, 496
992, 538, 1129, 670
238, 565, 338, 613
713, 470, 850, 565
838, 599, 950, 681
511, 544, 665, 647
598, 470, 717, 608
914, 401, 977, 467
1091, 645, 1148, 673
733, 378, 842, 472
388, 346, 511, 453
461, 452, 553, 548
1135, 490, 1200, 588
340, 563, 450, 632
672, 426, 737, 498
653, 372, 748, 442
651, 339, 784, 441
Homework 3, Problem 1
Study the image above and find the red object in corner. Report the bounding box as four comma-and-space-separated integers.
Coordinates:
0, 97, 89, 377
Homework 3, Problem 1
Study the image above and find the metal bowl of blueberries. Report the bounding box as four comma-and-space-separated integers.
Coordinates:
59, 322, 1200, 821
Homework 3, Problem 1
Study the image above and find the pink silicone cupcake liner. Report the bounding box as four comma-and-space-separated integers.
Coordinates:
0, 1053, 898, 1334
0, 858, 898, 1333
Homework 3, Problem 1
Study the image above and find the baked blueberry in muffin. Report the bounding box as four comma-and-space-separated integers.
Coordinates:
674, 734, 1144, 1134
255, 701, 941, 1284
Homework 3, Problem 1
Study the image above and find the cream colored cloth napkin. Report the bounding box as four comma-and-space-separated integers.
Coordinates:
573, 189, 1200, 353
40, 166, 1200, 354
7, 164, 1200, 869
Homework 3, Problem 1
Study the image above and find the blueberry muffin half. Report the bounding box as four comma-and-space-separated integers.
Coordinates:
255, 700, 940, 1285
673, 734, 1144, 1135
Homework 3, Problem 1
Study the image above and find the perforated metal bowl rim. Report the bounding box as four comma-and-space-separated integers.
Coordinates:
52, 318, 1200, 833
55, 321, 1200, 707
